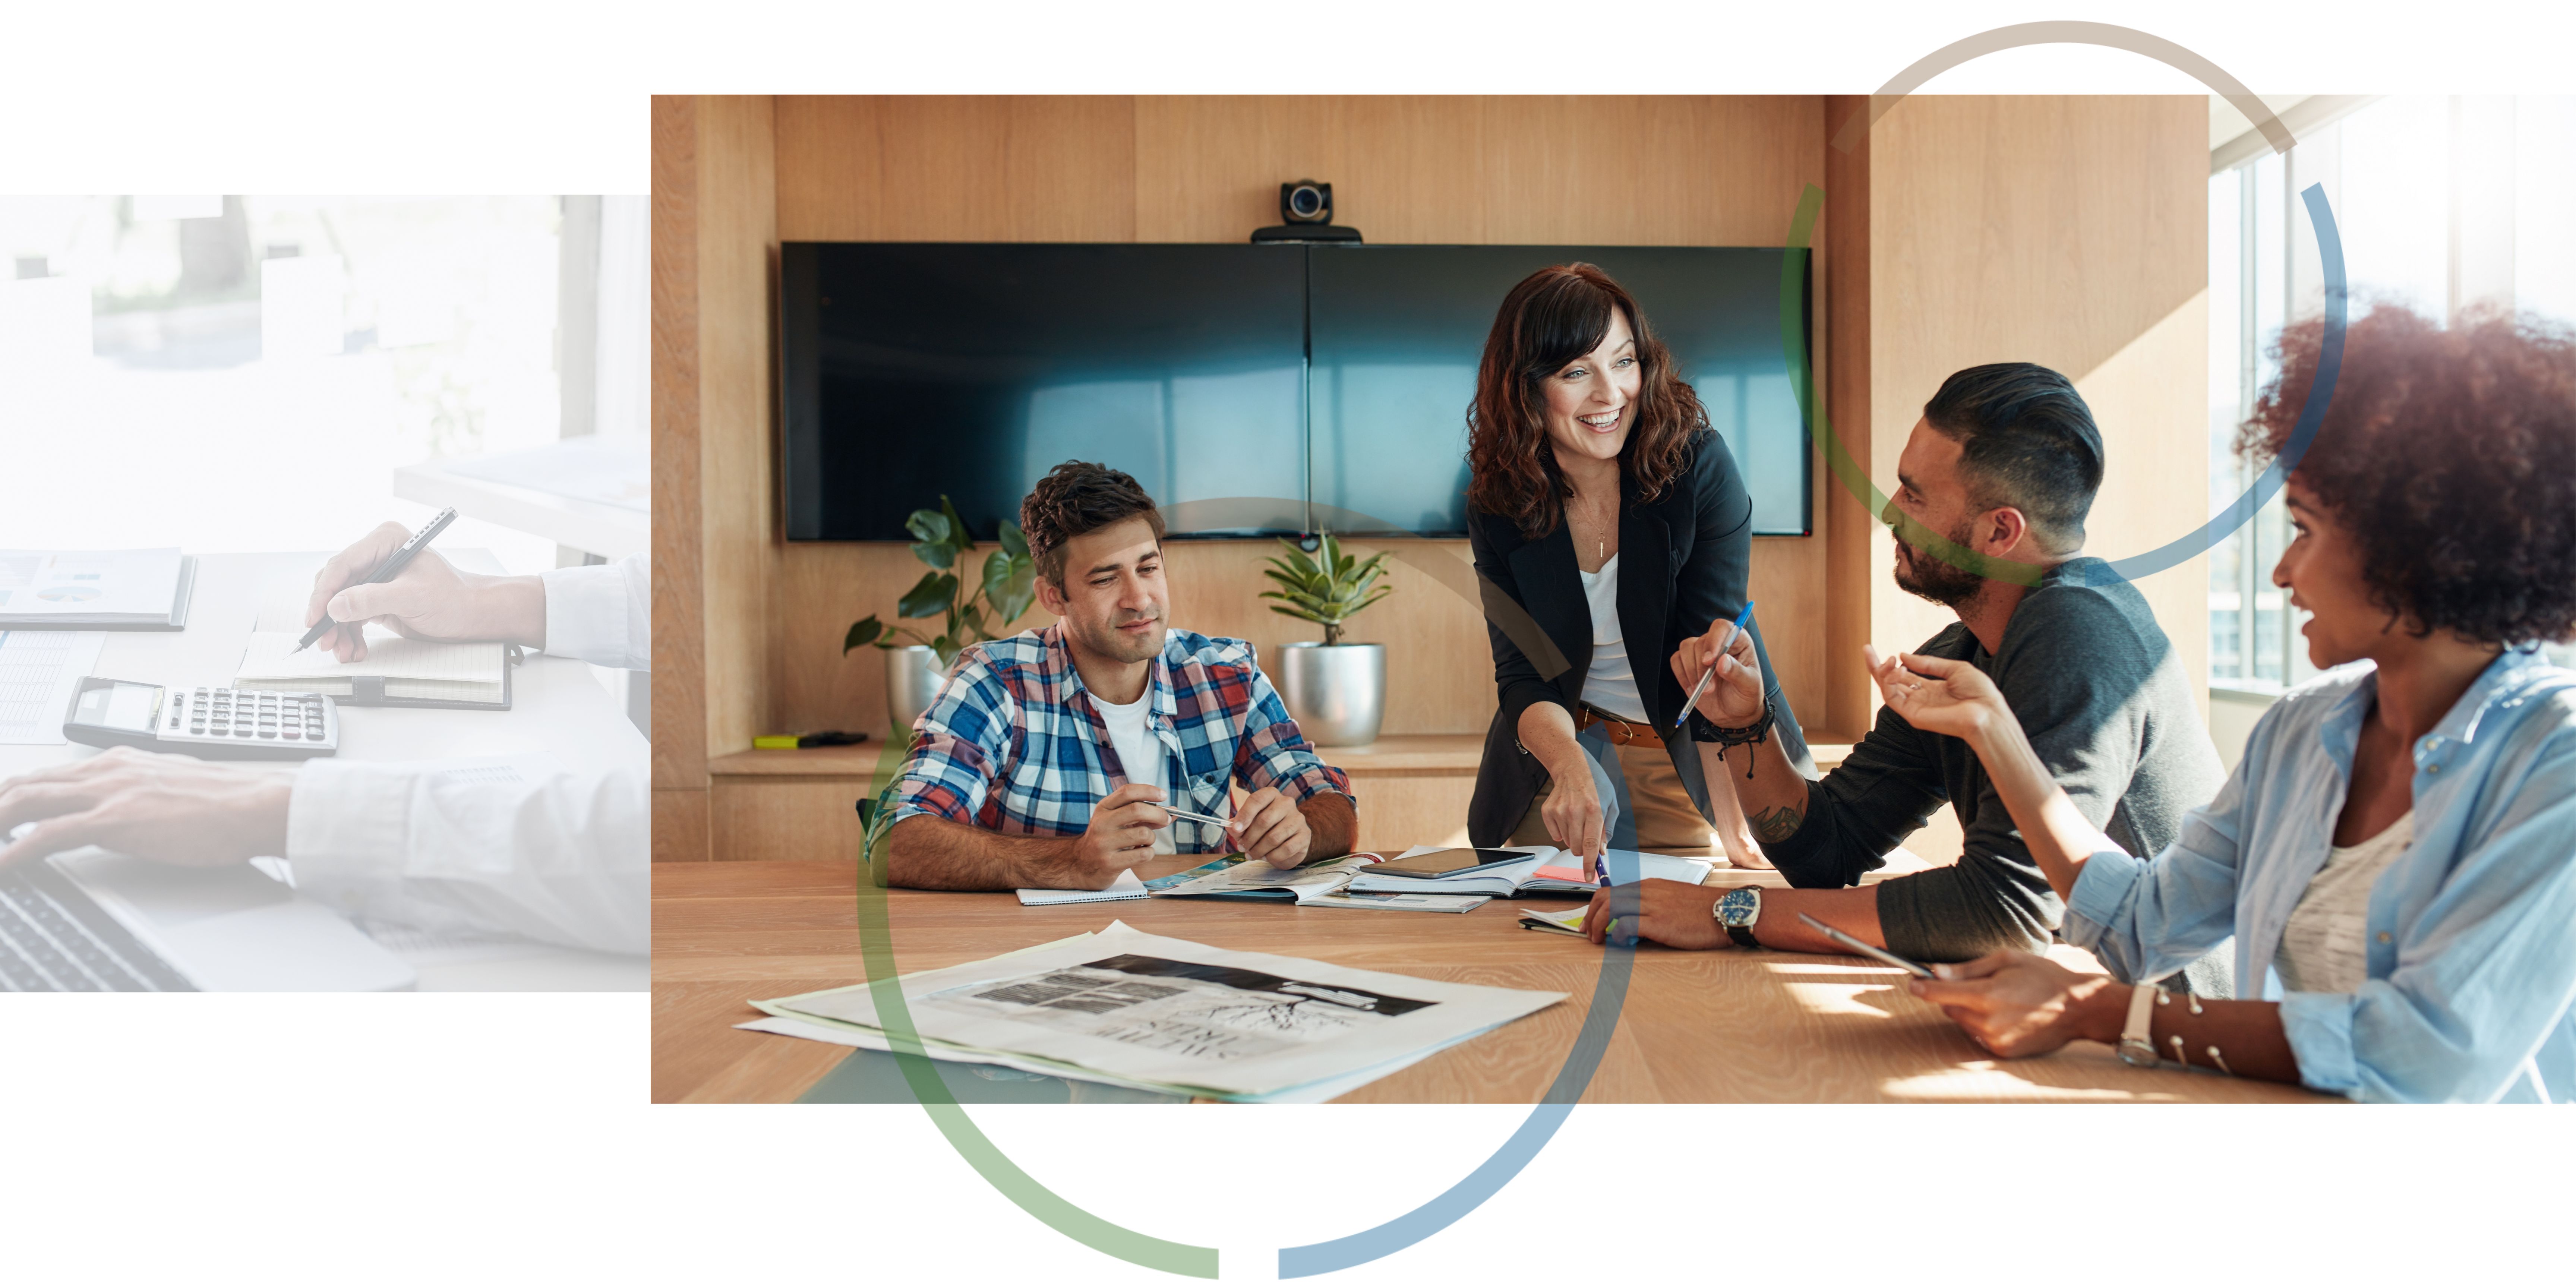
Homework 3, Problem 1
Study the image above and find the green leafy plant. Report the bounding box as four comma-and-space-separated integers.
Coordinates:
1259, 530, 1393, 647
844, 496, 1038, 668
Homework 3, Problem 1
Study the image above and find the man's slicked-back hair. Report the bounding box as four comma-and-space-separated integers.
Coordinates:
1920, 362, 2105, 552
1020, 460, 1166, 587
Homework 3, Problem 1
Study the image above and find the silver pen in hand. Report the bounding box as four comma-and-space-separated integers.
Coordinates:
1674, 599, 1756, 727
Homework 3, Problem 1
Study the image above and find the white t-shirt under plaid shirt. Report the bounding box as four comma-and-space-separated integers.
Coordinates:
888, 623, 1354, 852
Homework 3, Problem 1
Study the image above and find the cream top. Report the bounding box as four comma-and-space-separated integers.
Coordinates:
2273, 809, 2415, 994
1575, 555, 1650, 723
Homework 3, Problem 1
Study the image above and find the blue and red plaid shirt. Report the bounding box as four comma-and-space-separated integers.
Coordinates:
888, 624, 1354, 851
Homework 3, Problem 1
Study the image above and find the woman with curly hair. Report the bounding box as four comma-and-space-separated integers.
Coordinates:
1876, 304, 2576, 1101
1462, 263, 1809, 867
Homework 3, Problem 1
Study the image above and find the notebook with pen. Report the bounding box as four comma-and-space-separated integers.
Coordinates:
233, 630, 518, 710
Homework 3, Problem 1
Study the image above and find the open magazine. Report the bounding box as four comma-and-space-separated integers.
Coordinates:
1143, 853, 1489, 912
1345, 845, 1715, 898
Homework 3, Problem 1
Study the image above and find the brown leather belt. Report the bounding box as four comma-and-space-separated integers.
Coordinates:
1575, 705, 1663, 747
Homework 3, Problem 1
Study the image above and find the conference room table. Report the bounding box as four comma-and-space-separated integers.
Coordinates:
653, 854, 2330, 1104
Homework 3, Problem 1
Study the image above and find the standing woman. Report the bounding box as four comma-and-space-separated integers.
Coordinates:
1464, 263, 1811, 867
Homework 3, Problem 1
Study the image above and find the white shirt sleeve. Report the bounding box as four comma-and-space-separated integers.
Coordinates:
284, 758, 648, 956
539, 555, 650, 671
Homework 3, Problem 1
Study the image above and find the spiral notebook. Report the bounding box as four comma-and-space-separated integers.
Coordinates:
1014, 869, 1149, 906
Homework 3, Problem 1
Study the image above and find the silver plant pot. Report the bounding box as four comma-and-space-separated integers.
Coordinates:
1277, 641, 1385, 747
884, 644, 948, 734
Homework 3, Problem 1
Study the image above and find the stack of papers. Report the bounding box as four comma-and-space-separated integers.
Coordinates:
1143, 852, 1373, 903
0, 549, 194, 629
1346, 846, 1714, 898
742, 922, 1565, 1102
1017, 853, 1489, 913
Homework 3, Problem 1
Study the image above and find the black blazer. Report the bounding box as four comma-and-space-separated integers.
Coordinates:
1465, 432, 1809, 845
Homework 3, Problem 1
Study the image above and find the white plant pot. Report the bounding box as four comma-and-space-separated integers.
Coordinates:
1276, 641, 1385, 747
884, 645, 947, 734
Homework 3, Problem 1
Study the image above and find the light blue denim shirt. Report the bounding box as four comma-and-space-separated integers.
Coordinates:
2064, 646, 2576, 1103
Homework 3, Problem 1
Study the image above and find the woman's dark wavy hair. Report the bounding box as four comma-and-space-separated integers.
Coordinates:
1465, 263, 1709, 538
2238, 302, 2576, 645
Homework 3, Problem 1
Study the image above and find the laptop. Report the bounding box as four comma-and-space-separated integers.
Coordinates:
0, 846, 415, 992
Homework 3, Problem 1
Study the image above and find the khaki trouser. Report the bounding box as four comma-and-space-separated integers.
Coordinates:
1508, 738, 1715, 856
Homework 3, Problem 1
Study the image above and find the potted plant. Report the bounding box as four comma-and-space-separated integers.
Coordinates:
1260, 530, 1394, 747
846, 496, 1038, 733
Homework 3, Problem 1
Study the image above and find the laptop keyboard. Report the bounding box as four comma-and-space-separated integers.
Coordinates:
0, 862, 197, 992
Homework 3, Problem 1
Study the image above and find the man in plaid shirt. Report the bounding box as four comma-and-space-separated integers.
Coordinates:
885, 461, 1359, 891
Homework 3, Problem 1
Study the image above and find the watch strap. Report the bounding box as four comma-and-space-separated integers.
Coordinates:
2116, 981, 2160, 1068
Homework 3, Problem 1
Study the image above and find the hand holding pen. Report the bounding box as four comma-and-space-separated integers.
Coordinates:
299, 510, 548, 663
1674, 600, 1758, 727
1159, 785, 1311, 870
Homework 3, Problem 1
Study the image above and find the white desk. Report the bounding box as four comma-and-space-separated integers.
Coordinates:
391, 440, 648, 562
0, 552, 648, 991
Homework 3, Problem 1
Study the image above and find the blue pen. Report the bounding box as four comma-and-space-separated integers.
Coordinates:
1673, 599, 1756, 727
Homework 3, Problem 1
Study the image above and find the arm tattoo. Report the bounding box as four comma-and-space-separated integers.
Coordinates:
1749, 803, 1806, 846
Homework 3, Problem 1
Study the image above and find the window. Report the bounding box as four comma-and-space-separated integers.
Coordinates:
0, 196, 644, 572
2206, 96, 2576, 694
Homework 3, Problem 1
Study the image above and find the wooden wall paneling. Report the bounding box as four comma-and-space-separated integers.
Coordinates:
652, 94, 711, 861
1867, 97, 2209, 695
1132, 95, 1358, 243
1341, 771, 1477, 855
1823, 94, 1878, 743
776, 95, 1139, 243
713, 777, 872, 864
699, 96, 782, 761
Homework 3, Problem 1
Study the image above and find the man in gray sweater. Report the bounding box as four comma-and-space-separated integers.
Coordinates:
1581, 363, 2230, 992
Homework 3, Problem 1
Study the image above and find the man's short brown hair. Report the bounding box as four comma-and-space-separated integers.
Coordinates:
1020, 461, 1166, 587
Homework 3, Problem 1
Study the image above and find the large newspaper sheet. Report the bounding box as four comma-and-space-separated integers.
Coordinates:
756, 922, 1564, 1100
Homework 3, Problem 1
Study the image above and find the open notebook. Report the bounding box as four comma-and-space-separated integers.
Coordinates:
235, 630, 516, 709
1345, 845, 1715, 897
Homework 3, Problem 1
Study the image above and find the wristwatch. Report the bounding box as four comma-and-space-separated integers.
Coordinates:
1712, 886, 1762, 948
2115, 981, 2162, 1069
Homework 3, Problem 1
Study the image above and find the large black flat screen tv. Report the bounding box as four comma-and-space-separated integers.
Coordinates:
781, 243, 1310, 541
780, 242, 1811, 541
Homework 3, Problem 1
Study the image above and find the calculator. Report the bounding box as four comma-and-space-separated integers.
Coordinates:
62, 677, 341, 761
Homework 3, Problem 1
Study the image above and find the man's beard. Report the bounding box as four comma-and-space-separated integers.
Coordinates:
1073, 609, 1165, 665
1892, 516, 1988, 610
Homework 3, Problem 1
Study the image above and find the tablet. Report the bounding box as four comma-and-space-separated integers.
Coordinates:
1366, 848, 1535, 879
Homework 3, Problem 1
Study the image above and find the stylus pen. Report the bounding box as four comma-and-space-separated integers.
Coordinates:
1794, 910, 1937, 979
294, 507, 460, 653
1159, 804, 1240, 831
1673, 599, 1756, 727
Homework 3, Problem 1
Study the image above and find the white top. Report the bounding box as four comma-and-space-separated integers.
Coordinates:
1576, 554, 1649, 723
1091, 688, 1177, 853
2273, 809, 2415, 995
284, 556, 651, 955
541, 555, 650, 670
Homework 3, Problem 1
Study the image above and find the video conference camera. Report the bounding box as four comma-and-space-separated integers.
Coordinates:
1252, 178, 1362, 243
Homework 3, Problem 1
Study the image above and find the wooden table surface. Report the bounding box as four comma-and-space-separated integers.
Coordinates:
653, 858, 2327, 1105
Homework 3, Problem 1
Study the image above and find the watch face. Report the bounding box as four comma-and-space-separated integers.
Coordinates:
1718, 887, 1760, 928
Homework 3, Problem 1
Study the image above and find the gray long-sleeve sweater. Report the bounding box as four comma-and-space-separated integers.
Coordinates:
1767, 557, 2231, 981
